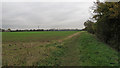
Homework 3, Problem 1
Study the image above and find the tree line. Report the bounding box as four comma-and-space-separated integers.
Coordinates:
84, 1, 120, 51
0, 28, 82, 32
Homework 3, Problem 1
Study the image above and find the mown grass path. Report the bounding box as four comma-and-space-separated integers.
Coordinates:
60, 32, 82, 66
44, 31, 118, 66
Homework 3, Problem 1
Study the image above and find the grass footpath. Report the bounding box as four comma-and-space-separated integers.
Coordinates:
38, 31, 118, 66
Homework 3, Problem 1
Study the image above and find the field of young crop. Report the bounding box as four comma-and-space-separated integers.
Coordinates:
2, 31, 78, 66
2, 31, 78, 43
2, 31, 118, 66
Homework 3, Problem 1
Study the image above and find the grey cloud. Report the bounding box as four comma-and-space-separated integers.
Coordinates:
2, 2, 93, 29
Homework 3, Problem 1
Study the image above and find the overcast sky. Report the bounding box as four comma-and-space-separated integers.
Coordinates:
2, 1, 95, 29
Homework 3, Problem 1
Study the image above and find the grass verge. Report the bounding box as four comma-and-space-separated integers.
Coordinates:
36, 31, 118, 66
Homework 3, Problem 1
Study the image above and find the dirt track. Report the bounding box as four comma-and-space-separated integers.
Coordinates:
58, 32, 80, 42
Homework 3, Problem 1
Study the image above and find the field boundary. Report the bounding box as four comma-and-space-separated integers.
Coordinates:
58, 32, 81, 42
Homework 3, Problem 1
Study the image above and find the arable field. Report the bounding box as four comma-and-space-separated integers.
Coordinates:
2, 31, 78, 66
2, 31, 118, 66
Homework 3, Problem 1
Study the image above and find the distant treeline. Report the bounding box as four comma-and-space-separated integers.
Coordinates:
0, 28, 82, 32
84, 1, 120, 51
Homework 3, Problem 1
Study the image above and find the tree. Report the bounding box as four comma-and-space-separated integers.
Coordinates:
7, 28, 11, 32
84, 1, 120, 51
84, 20, 95, 34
